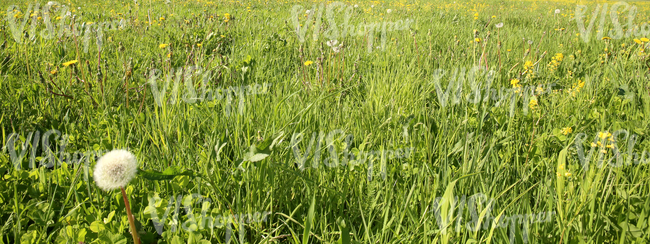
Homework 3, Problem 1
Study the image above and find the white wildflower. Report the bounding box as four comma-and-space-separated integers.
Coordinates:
333, 43, 343, 53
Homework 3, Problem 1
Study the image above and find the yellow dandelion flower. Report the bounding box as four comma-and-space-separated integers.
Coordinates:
62, 60, 78, 67
641, 38, 650, 42
561, 127, 572, 135
474, 38, 481, 42
576, 80, 585, 90
510, 79, 520, 86
304, 60, 313, 66
529, 97, 538, 109
602, 36, 611, 40
524, 61, 534, 69
159, 43, 169, 49
634, 39, 643, 44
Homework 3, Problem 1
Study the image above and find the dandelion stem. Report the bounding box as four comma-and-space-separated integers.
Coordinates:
121, 187, 141, 244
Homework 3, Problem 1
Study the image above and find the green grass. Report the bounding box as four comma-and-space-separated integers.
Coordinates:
1, 0, 650, 243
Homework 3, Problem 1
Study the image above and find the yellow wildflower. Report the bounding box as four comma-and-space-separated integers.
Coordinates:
304, 61, 313, 66
529, 97, 538, 109
524, 61, 534, 70
561, 127, 572, 135
159, 43, 169, 49
598, 132, 612, 139
510, 79, 520, 87
62, 60, 78, 67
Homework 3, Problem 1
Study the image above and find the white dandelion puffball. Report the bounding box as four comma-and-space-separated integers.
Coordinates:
387, 9, 392, 14
326, 39, 338, 47
554, 9, 560, 14
94, 149, 138, 191
495, 22, 504, 28
354, 4, 358, 8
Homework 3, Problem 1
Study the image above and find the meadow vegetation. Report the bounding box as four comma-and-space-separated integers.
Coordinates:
1, 0, 650, 243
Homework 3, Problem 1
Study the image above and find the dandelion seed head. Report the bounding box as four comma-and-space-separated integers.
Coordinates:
93, 149, 138, 191
326, 40, 338, 47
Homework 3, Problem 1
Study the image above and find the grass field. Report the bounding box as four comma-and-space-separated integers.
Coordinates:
1, 0, 650, 243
